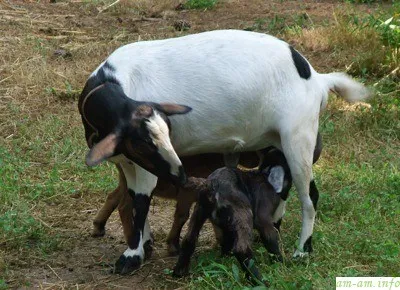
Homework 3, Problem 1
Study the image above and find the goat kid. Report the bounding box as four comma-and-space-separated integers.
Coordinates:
173, 149, 294, 285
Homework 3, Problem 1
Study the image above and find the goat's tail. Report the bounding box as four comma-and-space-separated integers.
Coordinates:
319, 72, 371, 103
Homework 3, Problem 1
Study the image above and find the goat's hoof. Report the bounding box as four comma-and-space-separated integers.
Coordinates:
144, 240, 153, 259
114, 254, 141, 275
293, 249, 310, 259
167, 242, 180, 256
91, 222, 106, 237
172, 266, 189, 277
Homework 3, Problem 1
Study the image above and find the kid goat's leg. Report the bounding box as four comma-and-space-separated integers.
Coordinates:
281, 126, 318, 257
255, 211, 282, 262
166, 189, 196, 256
272, 199, 286, 232
114, 162, 157, 275
92, 164, 126, 237
173, 194, 212, 277
232, 223, 266, 285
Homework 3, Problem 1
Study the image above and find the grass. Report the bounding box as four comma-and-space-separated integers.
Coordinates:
0, 0, 399, 288
184, 0, 218, 10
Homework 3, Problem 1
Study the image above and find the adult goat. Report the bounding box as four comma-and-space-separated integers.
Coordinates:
79, 30, 369, 274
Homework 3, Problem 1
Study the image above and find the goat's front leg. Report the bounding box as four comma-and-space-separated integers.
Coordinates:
255, 220, 282, 262
114, 163, 157, 275
229, 210, 268, 286
232, 231, 268, 286
272, 199, 286, 232
234, 249, 268, 286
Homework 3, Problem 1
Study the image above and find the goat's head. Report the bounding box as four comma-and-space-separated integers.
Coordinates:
84, 98, 191, 186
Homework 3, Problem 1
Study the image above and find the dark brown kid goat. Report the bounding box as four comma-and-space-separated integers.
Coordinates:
173, 148, 293, 285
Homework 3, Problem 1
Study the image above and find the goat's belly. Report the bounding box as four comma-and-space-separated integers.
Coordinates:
172, 128, 280, 156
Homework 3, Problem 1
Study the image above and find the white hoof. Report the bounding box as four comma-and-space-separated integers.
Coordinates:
293, 249, 310, 258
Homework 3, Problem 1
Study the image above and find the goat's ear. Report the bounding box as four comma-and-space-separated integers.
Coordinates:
157, 103, 192, 116
86, 133, 119, 167
267, 166, 285, 193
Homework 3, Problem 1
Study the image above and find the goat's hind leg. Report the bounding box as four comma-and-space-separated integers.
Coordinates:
304, 172, 320, 252
281, 127, 317, 258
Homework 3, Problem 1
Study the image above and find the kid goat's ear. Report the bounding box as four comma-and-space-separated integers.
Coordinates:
267, 165, 285, 193
86, 133, 119, 167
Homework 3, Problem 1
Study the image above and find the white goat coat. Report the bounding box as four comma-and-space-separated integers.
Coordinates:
95, 30, 328, 156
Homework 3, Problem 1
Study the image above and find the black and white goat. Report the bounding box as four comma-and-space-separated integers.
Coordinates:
173, 148, 293, 285
79, 30, 369, 274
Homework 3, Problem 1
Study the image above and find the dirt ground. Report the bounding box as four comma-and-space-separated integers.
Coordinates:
0, 0, 382, 289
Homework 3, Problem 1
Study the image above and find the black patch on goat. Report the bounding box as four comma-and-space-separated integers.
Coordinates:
126, 192, 150, 250
114, 192, 152, 275
309, 180, 319, 210
289, 46, 311, 80
274, 218, 282, 231
303, 236, 313, 253
79, 63, 120, 111
103, 61, 117, 73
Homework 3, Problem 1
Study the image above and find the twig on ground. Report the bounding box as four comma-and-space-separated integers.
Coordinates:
97, 0, 120, 14
373, 67, 399, 87
36, 216, 53, 229
47, 264, 63, 281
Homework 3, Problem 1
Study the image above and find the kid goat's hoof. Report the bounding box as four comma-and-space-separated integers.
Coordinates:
172, 266, 189, 277
167, 242, 180, 256
91, 222, 106, 237
114, 254, 141, 275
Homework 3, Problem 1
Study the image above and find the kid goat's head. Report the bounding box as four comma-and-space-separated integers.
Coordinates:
82, 83, 191, 185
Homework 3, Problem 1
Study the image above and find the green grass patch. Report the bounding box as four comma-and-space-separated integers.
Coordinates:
0, 113, 117, 262
184, 0, 218, 10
